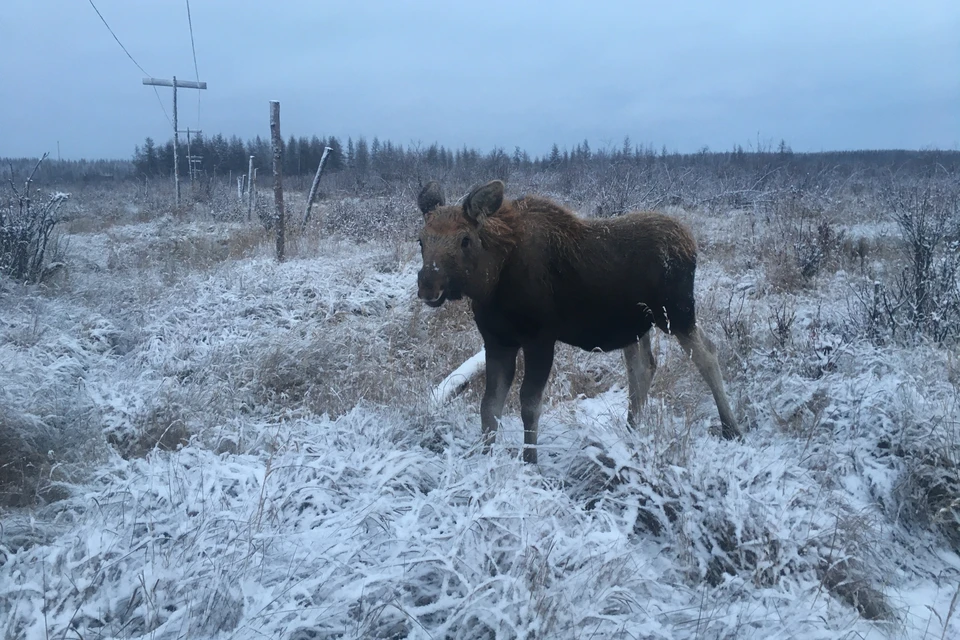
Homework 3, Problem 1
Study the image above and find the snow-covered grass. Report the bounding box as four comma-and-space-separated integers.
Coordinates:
0, 190, 958, 639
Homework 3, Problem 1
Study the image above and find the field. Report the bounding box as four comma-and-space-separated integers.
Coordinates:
1, 157, 959, 639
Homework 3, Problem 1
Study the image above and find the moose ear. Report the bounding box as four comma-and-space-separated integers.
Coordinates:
417, 181, 445, 216
463, 180, 504, 224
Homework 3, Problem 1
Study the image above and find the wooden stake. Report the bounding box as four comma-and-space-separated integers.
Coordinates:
173, 76, 179, 205
246, 155, 255, 221
269, 100, 285, 262
302, 146, 333, 230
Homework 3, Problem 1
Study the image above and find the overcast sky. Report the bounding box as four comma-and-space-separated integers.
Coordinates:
1, 0, 957, 160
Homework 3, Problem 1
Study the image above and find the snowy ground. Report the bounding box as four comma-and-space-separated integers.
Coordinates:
1, 195, 958, 639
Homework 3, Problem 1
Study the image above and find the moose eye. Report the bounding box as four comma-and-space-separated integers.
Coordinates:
461, 236, 470, 249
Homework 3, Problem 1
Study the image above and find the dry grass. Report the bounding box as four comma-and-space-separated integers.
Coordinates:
3, 175, 959, 636
0, 399, 103, 507
892, 427, 960, 553
564, 429, 898, 623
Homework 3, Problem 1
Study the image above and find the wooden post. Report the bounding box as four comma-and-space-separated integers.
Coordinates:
302, 146, 333, 230
269, 100, 285, 262
172, 76, 179, 205
246, 155, 255, 221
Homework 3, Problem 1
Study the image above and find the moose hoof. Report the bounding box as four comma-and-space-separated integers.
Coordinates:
720, 422, 743, 441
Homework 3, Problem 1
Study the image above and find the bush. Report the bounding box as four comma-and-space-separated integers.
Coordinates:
763, 189, 845, 291
1, 156, 69, 283
857, 183, 960, 345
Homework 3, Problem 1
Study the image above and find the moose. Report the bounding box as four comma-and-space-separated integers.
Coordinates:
416, 179, 741, 464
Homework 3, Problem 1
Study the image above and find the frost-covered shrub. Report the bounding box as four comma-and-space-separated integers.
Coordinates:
1, 185, 68, 283
886, 185, 960, 343
760, 190, 846, 291
321, 192, 420, 242
851, 182, 960, 345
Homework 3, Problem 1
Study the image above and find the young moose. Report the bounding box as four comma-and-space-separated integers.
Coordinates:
416, 179, 740, 464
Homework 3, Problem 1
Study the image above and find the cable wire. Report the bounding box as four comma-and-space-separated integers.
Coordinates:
185, 0, 201, 129
87, 0, 172, 127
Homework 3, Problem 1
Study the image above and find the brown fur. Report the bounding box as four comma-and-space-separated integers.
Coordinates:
417, 180, 740, 463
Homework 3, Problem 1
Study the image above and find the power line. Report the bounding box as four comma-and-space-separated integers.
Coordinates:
86, 0, 148, 76
86, 0, 172, 127
185, 0, 201, 129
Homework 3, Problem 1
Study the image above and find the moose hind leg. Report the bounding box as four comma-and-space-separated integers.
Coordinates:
623, 332, 657, 429
518, 342, 555, 464
675, 326, 741, 440
480, 344, 518, 454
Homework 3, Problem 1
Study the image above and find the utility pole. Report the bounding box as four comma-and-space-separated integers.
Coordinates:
143, 76, 207, 207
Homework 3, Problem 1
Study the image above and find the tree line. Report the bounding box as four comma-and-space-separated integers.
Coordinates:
125, 133, 960, 186
2, 133, 958, 190
131, 132, 490, 181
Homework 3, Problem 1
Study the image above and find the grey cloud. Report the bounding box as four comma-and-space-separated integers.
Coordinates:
1, 0, 956, 159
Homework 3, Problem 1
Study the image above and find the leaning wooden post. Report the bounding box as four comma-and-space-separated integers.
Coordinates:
246, 155, 255, 221
301, 145, 333, 231
269, 100, 285, 262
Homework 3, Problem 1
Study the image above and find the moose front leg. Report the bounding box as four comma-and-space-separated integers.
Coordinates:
480, 343, 518, 454
518, 342, 556, 464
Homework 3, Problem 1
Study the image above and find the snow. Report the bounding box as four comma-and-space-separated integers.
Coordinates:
0, 209, 958, 639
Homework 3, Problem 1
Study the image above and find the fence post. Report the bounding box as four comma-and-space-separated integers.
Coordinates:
269, 100, 285, 262
302, 146, 333, 231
